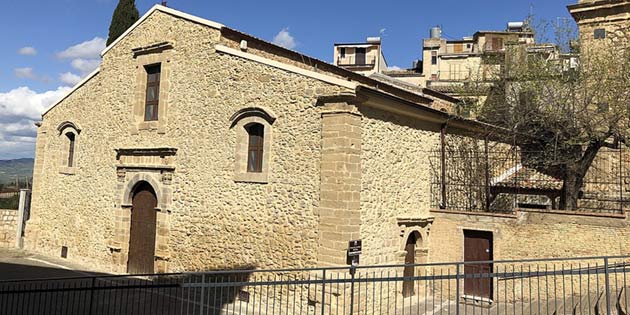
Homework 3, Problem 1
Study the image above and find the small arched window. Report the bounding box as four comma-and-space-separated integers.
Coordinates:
66, 132, 76, 167
246, 123, 264, 173
230, 107, 276, 183
57, 121, 81, 173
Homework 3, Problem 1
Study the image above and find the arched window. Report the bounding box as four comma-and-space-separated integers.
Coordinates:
230, 107, 276, 183
66, 132, 76, 167
57, 121, 81, 173
246, 123, 264, 173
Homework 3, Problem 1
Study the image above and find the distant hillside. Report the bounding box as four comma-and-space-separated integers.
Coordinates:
0, 158, 34, 185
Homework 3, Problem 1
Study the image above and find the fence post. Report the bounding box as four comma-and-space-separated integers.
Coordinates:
199, 274, 206, 315
455, 263, 460, 315
349, 266, 356, 315
88, 276, 96, 315
14, 189, 30, 249
320, 269, 326, 315
604, 257, 612, 315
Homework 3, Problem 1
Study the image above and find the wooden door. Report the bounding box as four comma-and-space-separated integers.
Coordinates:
464, 230, 493, 299
127, 182, 157, 274
403, 233, 418, 297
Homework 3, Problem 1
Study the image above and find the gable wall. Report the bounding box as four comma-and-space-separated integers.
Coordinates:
28, 10, 351, 272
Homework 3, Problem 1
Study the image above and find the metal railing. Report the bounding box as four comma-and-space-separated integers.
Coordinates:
336, 55, 376, 67
2, 255, 630, 314
430, 147, 629, 214
0, 191, 19, 210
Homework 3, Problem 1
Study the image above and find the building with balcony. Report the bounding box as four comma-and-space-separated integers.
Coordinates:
422, 24, 534, 93
333, 37, 387, 76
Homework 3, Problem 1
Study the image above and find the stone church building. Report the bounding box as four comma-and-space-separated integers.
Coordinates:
26, 3, 630, 281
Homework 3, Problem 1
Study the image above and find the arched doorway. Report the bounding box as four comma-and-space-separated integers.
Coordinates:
403, 231, 422, 297
127, 181, 158, 274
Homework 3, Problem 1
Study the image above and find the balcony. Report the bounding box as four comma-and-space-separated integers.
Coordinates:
336, 55, 376, 68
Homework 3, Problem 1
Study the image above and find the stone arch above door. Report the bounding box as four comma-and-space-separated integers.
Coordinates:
121, 173, 167, 210
108, 147, 176, 273
397, 217, 434, 263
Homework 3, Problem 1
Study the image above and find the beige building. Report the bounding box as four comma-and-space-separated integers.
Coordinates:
568, 0, 630, 50
333, 37, 387, 75
25, 3, 630, 304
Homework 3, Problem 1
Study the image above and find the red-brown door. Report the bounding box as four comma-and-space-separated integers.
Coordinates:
127, 182, 157, 274
464, 230, 493, 299
403, 233, 418, 297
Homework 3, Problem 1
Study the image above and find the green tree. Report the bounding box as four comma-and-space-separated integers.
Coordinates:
477, 21, 630, 210
107, 0, 140, 46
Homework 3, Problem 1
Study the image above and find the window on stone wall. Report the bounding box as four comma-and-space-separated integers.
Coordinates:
66, 133, 76, 167
594, 28, 606, 40
230, 107, 276, 183
246, 123, 264, 173
57, 121, 80, 174
144, 64, 161, 121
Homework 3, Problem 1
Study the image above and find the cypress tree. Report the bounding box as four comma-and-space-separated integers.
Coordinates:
106, 0, 140, 46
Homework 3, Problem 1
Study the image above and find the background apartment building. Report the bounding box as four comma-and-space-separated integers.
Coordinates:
333, 37, 387, 76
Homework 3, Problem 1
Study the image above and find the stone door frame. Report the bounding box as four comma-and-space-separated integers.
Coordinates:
108, 148, 176, 273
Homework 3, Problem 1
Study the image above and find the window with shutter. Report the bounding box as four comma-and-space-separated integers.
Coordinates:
246, 123, 264, 173
144, 64, 161, 121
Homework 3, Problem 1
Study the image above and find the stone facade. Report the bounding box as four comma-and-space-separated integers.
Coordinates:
0, 209, 18, 248
28, 8, 351, 273
27, 5, 630, 287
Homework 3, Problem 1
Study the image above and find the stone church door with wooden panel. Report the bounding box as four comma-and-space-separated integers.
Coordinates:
127, 181, 158, 274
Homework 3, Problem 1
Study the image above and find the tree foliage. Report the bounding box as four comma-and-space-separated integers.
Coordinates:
477, 21, 630, 210
107, 0, 140, 46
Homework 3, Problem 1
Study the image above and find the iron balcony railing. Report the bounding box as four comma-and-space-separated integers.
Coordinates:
2, 255, 630, 314
336, 55, 376, 67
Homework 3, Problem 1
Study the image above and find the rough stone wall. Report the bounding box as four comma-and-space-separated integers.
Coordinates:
358, 105, 441, 266
428, 211, 630, 263
27, 10, 351, 273
0, 209, 17, 248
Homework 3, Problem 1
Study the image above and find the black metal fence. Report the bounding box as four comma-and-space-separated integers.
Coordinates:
430, 146, 629, 214
2, 256, 630, 314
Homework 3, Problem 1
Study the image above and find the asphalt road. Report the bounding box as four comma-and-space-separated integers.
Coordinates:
0, 248, 99, 281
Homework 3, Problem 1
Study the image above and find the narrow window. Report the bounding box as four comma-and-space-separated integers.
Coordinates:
594, 28, 606, 39
66, 133, 75, 167
431, 51, 438, 65
246, 123, 264, 172
340, 47, 346, 58
355, 48, 366, 65
144, 64, 161, 121
491, 38, 503, 51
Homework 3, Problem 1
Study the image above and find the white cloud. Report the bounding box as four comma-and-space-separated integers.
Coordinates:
14, 68, 51, 83
272, 28, 297, 50
14, 68, 37, 80
70, 58, 101, 75
59, 72, 82, 86
18, 46, 37, 56
388, 66, 403, 70
0, 86, 70, 159
0, 86, 70, 121
56, 37, 106, 59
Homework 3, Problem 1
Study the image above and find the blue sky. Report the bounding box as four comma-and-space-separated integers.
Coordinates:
0, 0, 576, 159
